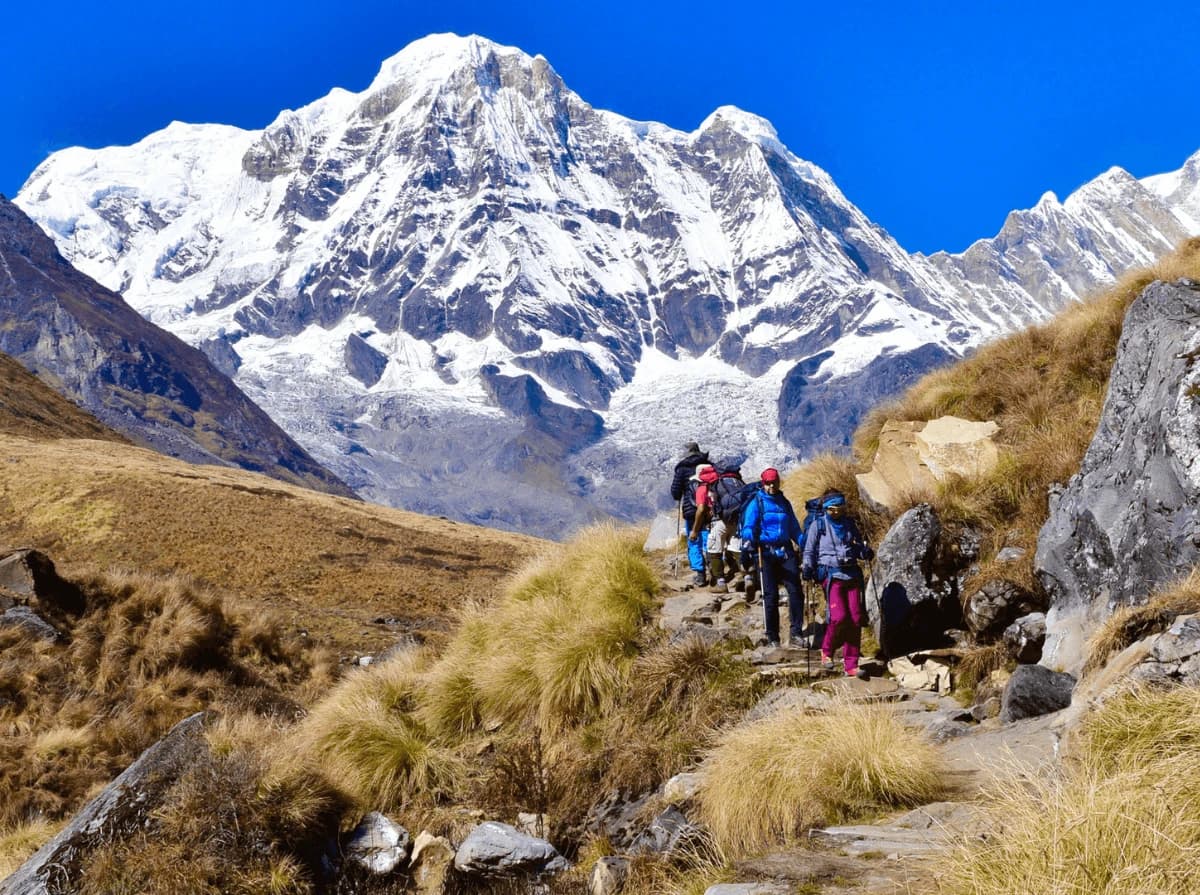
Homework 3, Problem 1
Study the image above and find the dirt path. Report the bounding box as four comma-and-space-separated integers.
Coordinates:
653, 551, 1061, 894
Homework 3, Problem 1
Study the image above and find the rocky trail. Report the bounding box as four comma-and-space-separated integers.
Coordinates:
655, 555, 1060, 895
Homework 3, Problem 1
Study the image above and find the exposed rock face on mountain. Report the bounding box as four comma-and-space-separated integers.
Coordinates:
1037, 279, 1200, 675
0, 197, 353, 497
15, 34, 1200, 532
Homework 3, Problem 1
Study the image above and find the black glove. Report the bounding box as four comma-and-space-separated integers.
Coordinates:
740, 547, 754, 569
802, 565, 817, 582
858, 544, 875, 561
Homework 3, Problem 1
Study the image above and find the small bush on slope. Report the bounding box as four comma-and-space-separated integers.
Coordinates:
936, 687, 1200, 895
696, 703, 944, 855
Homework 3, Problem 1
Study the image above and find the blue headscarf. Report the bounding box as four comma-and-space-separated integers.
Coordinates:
821, 493, 846, 510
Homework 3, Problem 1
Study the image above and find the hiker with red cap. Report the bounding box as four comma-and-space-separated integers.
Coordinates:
738, 467, 803, 648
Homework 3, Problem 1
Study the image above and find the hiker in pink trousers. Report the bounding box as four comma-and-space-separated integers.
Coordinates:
802, 491, 874, 678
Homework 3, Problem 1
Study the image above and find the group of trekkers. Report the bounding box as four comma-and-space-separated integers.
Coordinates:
669, 442, 875, 679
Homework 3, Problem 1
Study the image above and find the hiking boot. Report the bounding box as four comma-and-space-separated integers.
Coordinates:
819, 655, 835, 671
691, 570, 707, 587
711, 578, 729, 594
854, 667, 870, 680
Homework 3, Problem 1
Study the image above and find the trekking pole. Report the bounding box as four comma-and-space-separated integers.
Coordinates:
802, 579, 811, 678
673, 498, 683, 577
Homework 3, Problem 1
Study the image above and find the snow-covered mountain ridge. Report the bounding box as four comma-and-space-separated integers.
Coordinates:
15, 34, 1200, 533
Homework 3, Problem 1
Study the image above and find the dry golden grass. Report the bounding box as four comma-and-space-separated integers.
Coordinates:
0, 433, 543, 656
1084, 570, 1200, 676
0, 568, 330, 829
696, 702, 944, 855
421, 524, 658, 735
0, 817, 63, 879
936, 687, 1200, 895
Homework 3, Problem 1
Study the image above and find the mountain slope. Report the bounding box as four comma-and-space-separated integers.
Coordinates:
0, 196, 354, 497
0, 350, 123, 441
14, 34, 1200, 532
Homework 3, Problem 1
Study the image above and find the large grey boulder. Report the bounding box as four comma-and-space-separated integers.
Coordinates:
1037, 281, 1200, 674
0, 711, 212, 895
453, 821, 568, 877
999, 665, 1075, 722
870, 504, 967, 657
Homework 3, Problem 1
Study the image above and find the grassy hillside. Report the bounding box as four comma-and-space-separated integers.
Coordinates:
0, 360, 548, 883
0, 434, 542, 655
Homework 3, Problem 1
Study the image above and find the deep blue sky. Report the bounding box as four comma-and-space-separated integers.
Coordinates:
6, 1, 1199, 253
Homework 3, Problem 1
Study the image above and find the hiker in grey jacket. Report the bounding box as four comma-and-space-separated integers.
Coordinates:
802, 491, 873, 677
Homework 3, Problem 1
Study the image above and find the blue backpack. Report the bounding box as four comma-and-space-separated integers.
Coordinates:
799, 498, 824, 550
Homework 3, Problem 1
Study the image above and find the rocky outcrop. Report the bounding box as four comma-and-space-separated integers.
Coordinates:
0, 711, 212, 895
344, 333, 389, 388
856, 415, 1000, 513
1037, 280, 1200, 675
965, 579, 1042, 639
870, 505, 970, 656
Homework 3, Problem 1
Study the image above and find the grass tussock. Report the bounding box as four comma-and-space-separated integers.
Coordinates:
696, 702, 944, 855
936, 686, 1200, 895
422, 524, 658, 735
0, 568, 330, 829
297, 650, 464, 809
1084, 570, 1200, 676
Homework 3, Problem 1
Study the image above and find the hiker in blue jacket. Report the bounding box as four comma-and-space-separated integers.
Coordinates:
802, 491, 874, 678
739, 467, 803, 648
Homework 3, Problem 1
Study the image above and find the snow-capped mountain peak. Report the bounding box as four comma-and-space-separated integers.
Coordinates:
14, 36, 1200, 535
